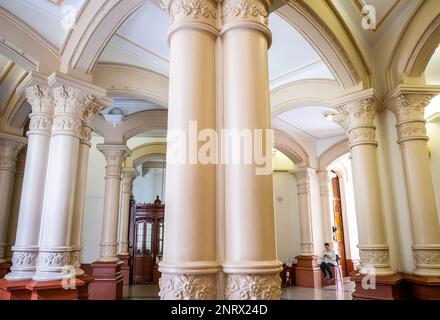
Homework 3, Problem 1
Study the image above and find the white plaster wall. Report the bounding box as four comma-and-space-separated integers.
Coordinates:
133, 167, 166, 203
273, 172, 301, 264
427, 122, 440, 221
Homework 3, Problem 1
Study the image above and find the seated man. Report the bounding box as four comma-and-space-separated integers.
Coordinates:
319, 243, 337, 280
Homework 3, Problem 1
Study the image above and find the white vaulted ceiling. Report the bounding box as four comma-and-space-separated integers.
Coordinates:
0, 0, 86, 49
97, 1, 334, 87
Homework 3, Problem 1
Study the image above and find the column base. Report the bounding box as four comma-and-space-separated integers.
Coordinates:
118, 254, 131, 285
88, 260, 123, 300
295, 256, 321, 288
0, 278, 31, 300
402, 273, 440, 300
77, 274, 94, 300
350, 271, 403, 300
26, 278, 85, 300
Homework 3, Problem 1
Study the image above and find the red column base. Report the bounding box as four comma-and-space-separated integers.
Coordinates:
26, 278, 85, 300
350, 272, 404, 300
402, 273, 440, 300
118, 255, 131, 285
0, 278, 32, 300
295, 255, 321, 288
77, 274, 94, 300
0, 262, 11, 279
88, 260, 124, 300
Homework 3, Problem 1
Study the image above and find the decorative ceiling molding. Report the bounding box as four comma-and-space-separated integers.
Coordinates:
47, 0, 64, 6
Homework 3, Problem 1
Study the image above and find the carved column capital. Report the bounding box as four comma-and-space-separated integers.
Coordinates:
389, 93, 434, 143
336, 97, 378, 148
80, 100, 104, 146
291, 167, 314, 195
221, 0, 272, 45
163, 0, 219, 41
317, 171, 331, 196
122, 168, 139, 193
25, 85, 55, 137
98, 145, 132, 179
0, 133, 27, 172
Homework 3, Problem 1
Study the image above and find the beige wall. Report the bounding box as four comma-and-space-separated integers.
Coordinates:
427, 121, 440, 222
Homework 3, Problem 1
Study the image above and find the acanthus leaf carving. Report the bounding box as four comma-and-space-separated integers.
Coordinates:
224, 273, 281, 300
222, 0, 268, 24
159, 273, 217, 300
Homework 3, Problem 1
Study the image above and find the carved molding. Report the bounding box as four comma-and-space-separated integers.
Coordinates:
52, 86, 97, 118
0, 245, 5, 260
25, 85, 54, 115
37, 251, 70, 268
300, 242, 314, 255
70, 249, 82, 268
359, 247, 390, 268
0, 136, 27, 172
293, 168, 312, 195
393, 94, 433, 123
413, 247, 440, 268
159, 273, 217, 300
224, 273, 281, 300
52, 115, 83, 137
222, 0, 269, 25
11, 250, 37, 267
397, 121, 428, 143
169, 0, 217, 20
99, 243, 118, 259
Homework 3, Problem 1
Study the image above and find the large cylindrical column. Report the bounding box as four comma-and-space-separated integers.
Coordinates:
337, 93, 393, 276
318, 171, 333, 246
33, 82, 99, 281
159, 0, 219, 300
293, 168, 315, 255
0, 134, 27, 264
97, 145, 130, 262
7, 82, 53, 281
118, 168, 138, 255
70, 104, 103, 276
391, 91, 440, 277
222, 0, 282, 300
5, 148, 27, 261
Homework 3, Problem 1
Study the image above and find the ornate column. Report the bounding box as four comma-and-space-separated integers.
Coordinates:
6, 79, 54, 281
96, 145, 131, 262
291, 168, 321, 288
222, 0, 282, 300
158, 0, 219, 300
388, 87, 440, 277
89, 144, 130, 300
0, 133, 27, 277
118, 168, 139, 256
293, 168, 315, 255
5, 148, 27, 261
336, 90, 393, 276
33, 73, 105, 282
70, 103, 103, 277
318, 171, 333, 246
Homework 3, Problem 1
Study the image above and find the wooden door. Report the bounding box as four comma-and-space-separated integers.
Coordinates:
133, 220, 154, 283
331, 174, 348, 276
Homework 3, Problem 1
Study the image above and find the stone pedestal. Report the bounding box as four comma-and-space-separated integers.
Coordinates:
402, 273, 440, 300
351, 272, 403, 300
77, 274, 94, 300
88, 261, 123, 300
0, 262, 11, 279
295, 256, 321, 288
26, 278, 85, 300
118, 254, 131, 285
0, 278, 31, 300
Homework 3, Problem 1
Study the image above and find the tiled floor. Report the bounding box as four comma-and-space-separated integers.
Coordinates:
124, 278, 354, 300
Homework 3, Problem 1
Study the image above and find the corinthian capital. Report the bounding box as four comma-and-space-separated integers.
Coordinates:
390, 93, 433, 123
163, 0, 218, 29
291, 167, 314, 195
0, 133, 27, 172
98, 145, 132, 178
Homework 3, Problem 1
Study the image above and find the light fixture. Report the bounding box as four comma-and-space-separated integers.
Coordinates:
324, 111, 337, 121
103, 107, 125, 128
